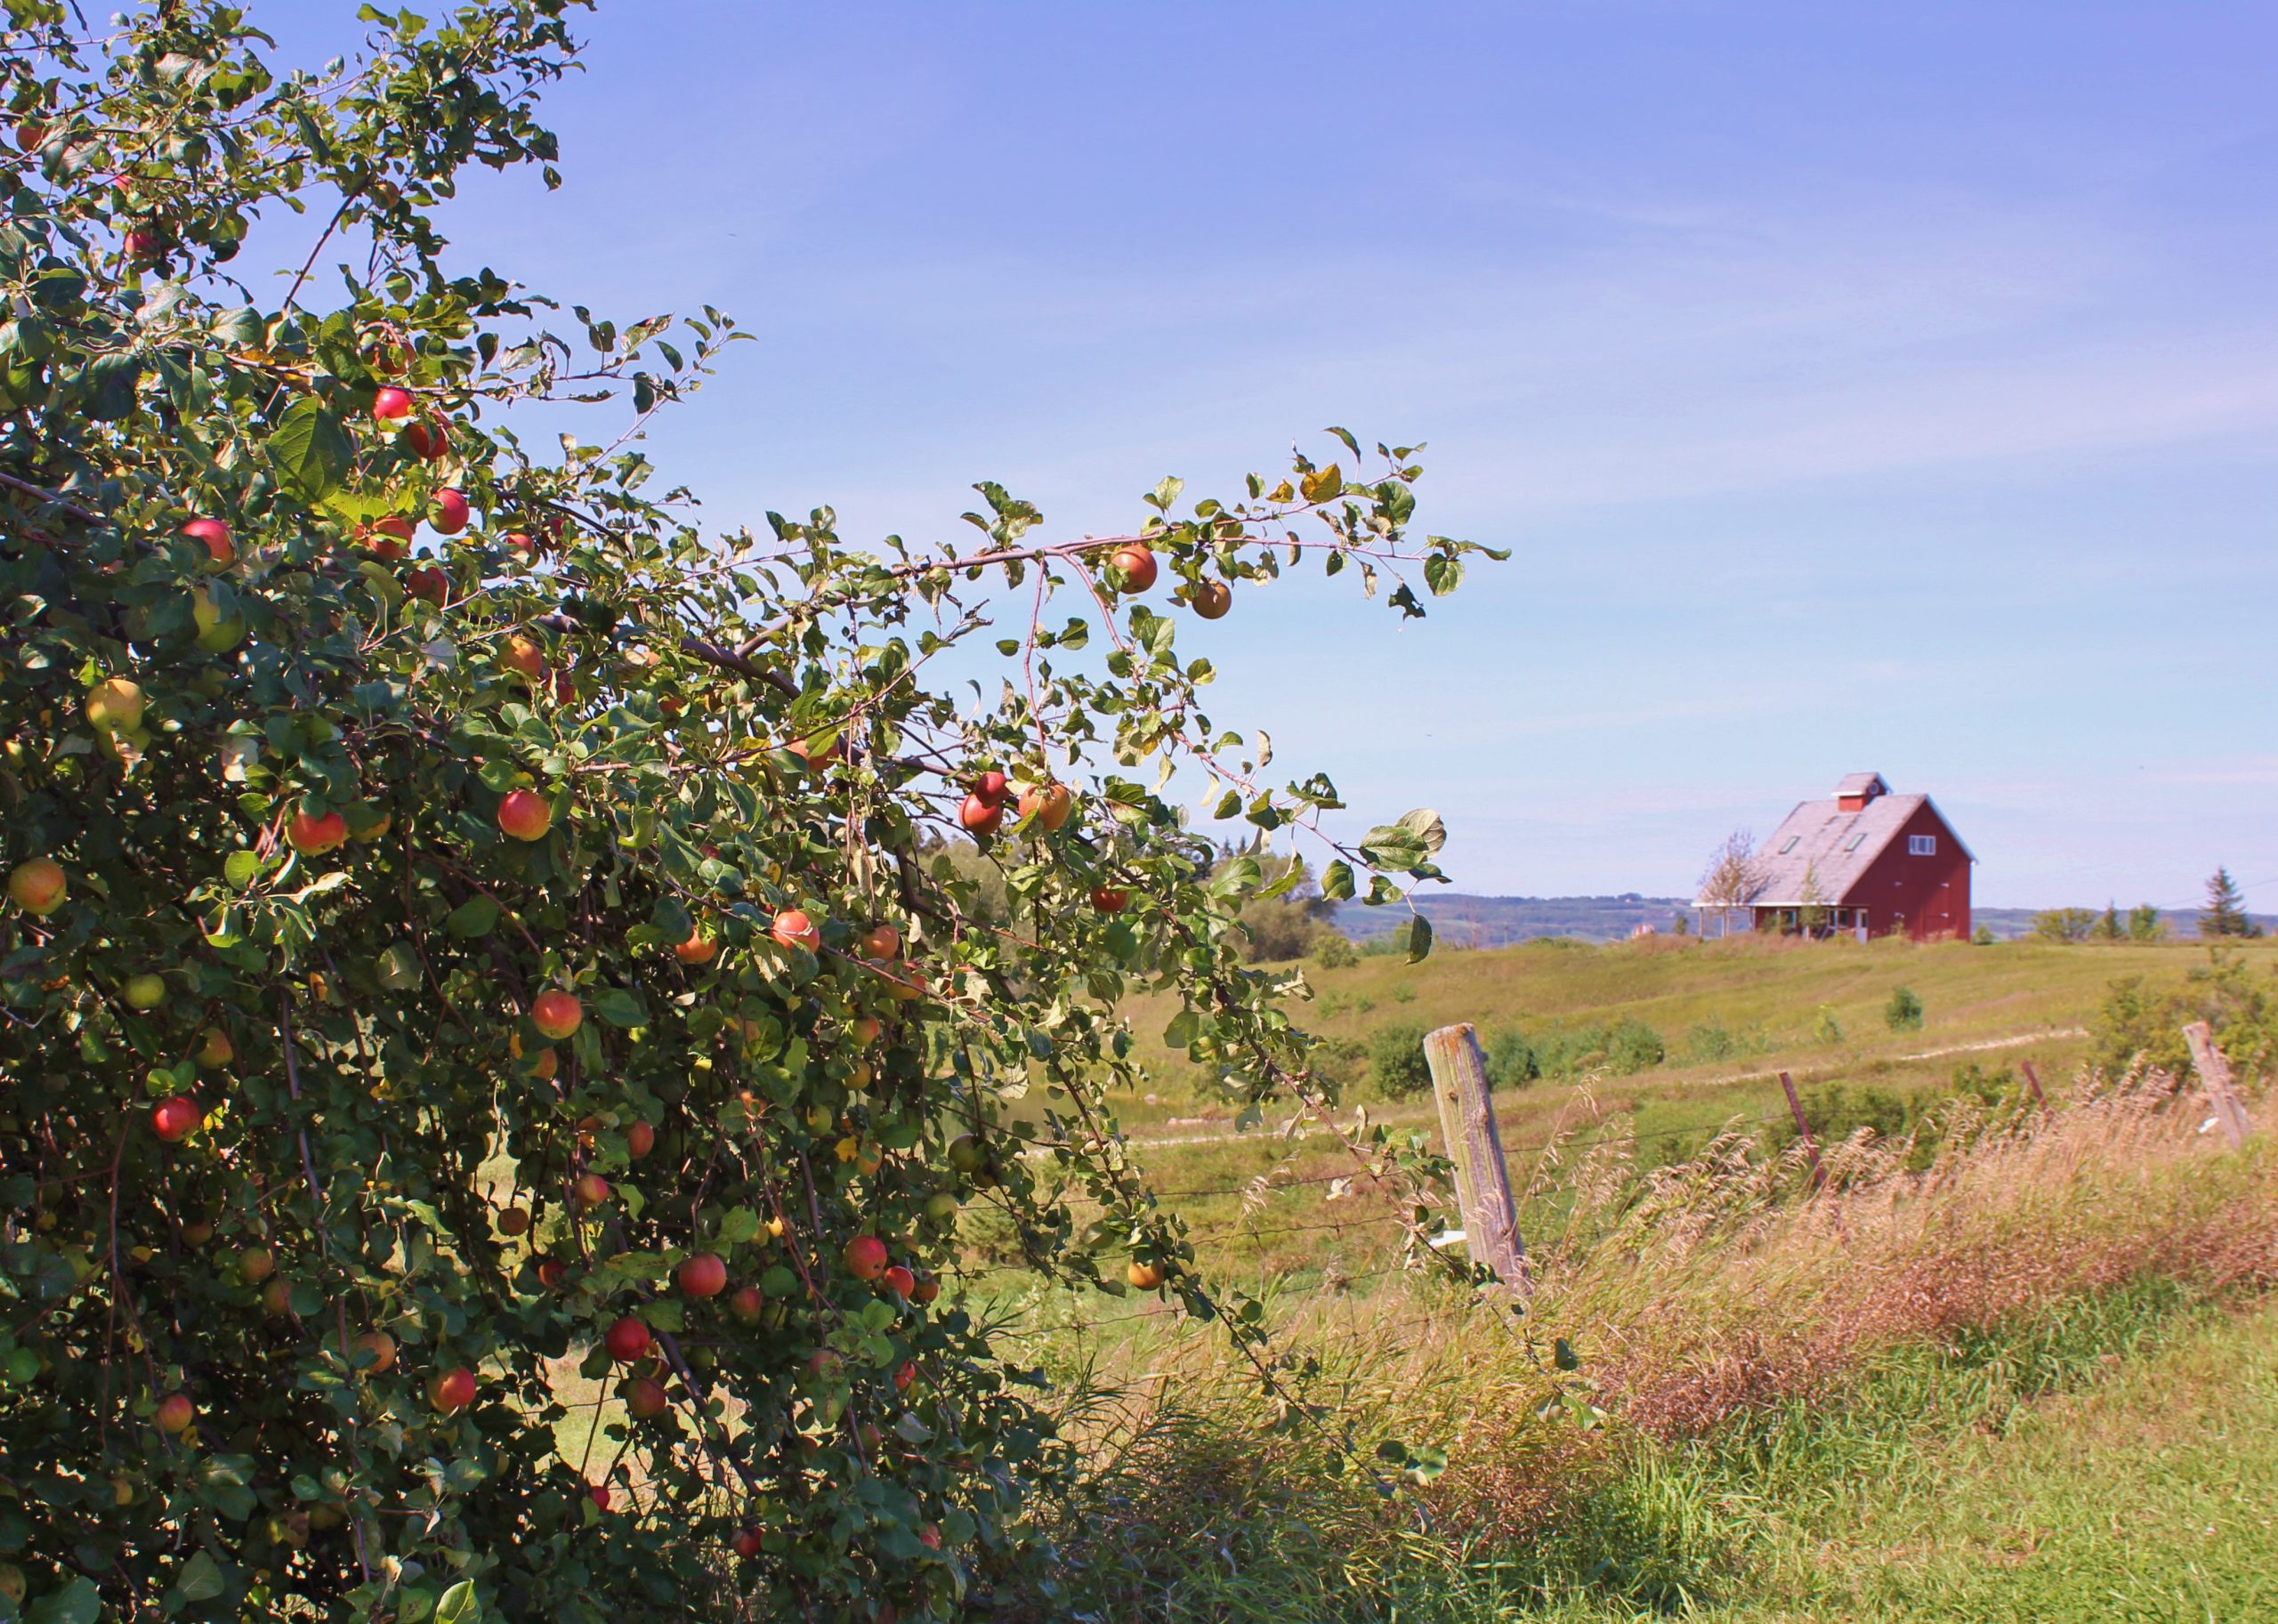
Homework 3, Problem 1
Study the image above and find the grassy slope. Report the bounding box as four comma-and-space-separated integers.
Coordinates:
1088, 1290, 2278, 1623
1054, 936, 2278, 1288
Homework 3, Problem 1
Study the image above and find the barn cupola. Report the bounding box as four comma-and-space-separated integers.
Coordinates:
1835, 772, 1888, 812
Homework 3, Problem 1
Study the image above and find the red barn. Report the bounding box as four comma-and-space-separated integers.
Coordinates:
1701, 772, 1975, 941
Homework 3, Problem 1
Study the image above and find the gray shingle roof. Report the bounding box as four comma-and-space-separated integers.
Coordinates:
1695, 786, 1974, 908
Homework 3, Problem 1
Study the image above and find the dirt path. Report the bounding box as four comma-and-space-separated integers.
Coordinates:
1113, 1026, 2088, 1152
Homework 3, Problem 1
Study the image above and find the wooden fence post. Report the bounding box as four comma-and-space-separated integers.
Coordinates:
2181, 1022, 2254, 1149
1777, 1070, 1826, 1190
2019, 1058, 2049, 1113
1423, 1022, 1528, 1291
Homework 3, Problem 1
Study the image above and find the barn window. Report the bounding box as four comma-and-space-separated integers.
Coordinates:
1908, 835, 1936, 856
1779, 836, 1800, 854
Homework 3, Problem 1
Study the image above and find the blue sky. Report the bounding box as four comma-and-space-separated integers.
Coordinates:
283, 3, 2275, 910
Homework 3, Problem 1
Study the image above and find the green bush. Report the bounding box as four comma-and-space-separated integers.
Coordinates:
1683, 1022, 1766, 1065
1310, 933, 1358, 970
1534, 1017, 1666, 1078
1483, 1028, 1539, 1089
1813, 1005, 1845, 1045
1366, 1022, 1434, 1098
1885, 986, 1925, 1031
2090, 950, 2277, 1081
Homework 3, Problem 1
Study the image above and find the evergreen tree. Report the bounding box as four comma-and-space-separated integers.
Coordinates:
2202, 867, 2259, 938
2090, 901, 2122, 941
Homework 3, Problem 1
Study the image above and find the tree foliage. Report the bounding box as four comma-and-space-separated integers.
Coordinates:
2201, 867, 2260, 939
0, 5, 1501, 1620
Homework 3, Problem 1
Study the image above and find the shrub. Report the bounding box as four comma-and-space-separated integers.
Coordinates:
2090, 951, 2278, 1081
0, 9, 1497, 1618
1390, 982, 1418, 1004
1972, 924, 1996, 945
1813, 1005, 1846, 1045
1483, 1028, 1539, 1089
1534, 1017, 1666, 1078
1885, 986, 1925, 1031
1311, 933, 1358, 970
1367, 1022, 1434, 1098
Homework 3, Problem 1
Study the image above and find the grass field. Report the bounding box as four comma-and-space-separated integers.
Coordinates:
1043, 934, 2278, 1288
1030, 1074, 2278, 1622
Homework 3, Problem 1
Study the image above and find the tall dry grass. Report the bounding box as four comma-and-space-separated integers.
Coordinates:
1028, 1066, 2277, 1613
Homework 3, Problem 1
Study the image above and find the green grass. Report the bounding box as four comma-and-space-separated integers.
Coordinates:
1040, 935, 2278, 1287
1057, 1287, 2278, 1622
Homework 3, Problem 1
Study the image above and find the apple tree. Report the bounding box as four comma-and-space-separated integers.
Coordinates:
0, 4, 1497, 1620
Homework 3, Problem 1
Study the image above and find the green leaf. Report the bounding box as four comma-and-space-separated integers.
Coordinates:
1321, 860, 1355, 901
435, 1580, 480, 1624
1404, 914, 1434, 964
1396, 807, 1447, 855
175, 1551, 226, 1601
222, 849, 263, 889
266, 397, 354, 501
445, 895, 499, 937
592, 988, 648, 1030
28, 1578, 100, 1624
1163, 1010, 1200, 1051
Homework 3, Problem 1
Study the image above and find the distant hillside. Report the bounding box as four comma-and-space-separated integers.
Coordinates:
1337, 895, 2275, 947
1337, 893, 1691, 947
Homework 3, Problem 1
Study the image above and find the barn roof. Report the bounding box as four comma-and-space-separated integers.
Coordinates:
1696, 779, 1974, 908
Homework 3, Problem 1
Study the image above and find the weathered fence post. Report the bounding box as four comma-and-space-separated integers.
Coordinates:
1777, 1070, 1826, 1190
2019, 1058, 2050, 1113
1423, 1022, 1528, 1291
2181, 1022, 2254, 1148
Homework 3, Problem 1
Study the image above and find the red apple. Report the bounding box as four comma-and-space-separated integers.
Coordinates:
1111, 543, 1157, 592
731, 1525, 765, 1558
1189, 580, 1232, 619
364, 515, 416, 561
677, 1252, 728, 1298
497, 1208, 530, 1237
535, 1256, 568, 1290
882, 1265, 915, 1298
805, 1348, 843, 1380
497, 788, 553, 842
402, 567, 448, 609
771, 909, 820, 952
182, 517, 234, 568
150, 1095, 201, 1143
958, 794, 1003, 836
893, 1360, 917, 1393
587, 1483, 612, 1513
851, 1015, 882, 1046
672, 931, 716, 966
432, 488, 469, 535
428, 1366, 477, 1413
155, 1392, 195, 1434
123, 228, 162, 263
351, 1330, 396, 1373
1018, 782, 1072, 831
402, 416, 448, 460
972, 771, 1009, 807
372, 386, 414, 423
530, 989, 581, 1038
912, 1273, 941, 1305
603, 1316, 651, 1362
729, 1285, 764, 1323
623, 1375, 668, 1419
571, 1172, 610, 1210
1090, 886, 1129, 915
842, 1235, 888, 1281
860, 924, 901, 961
239, 1245, 275, 1284
287, 810, 348, 857
918, 1523, 941, 1550
8, 858, 66, 916
626, 1120, 656, 1159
